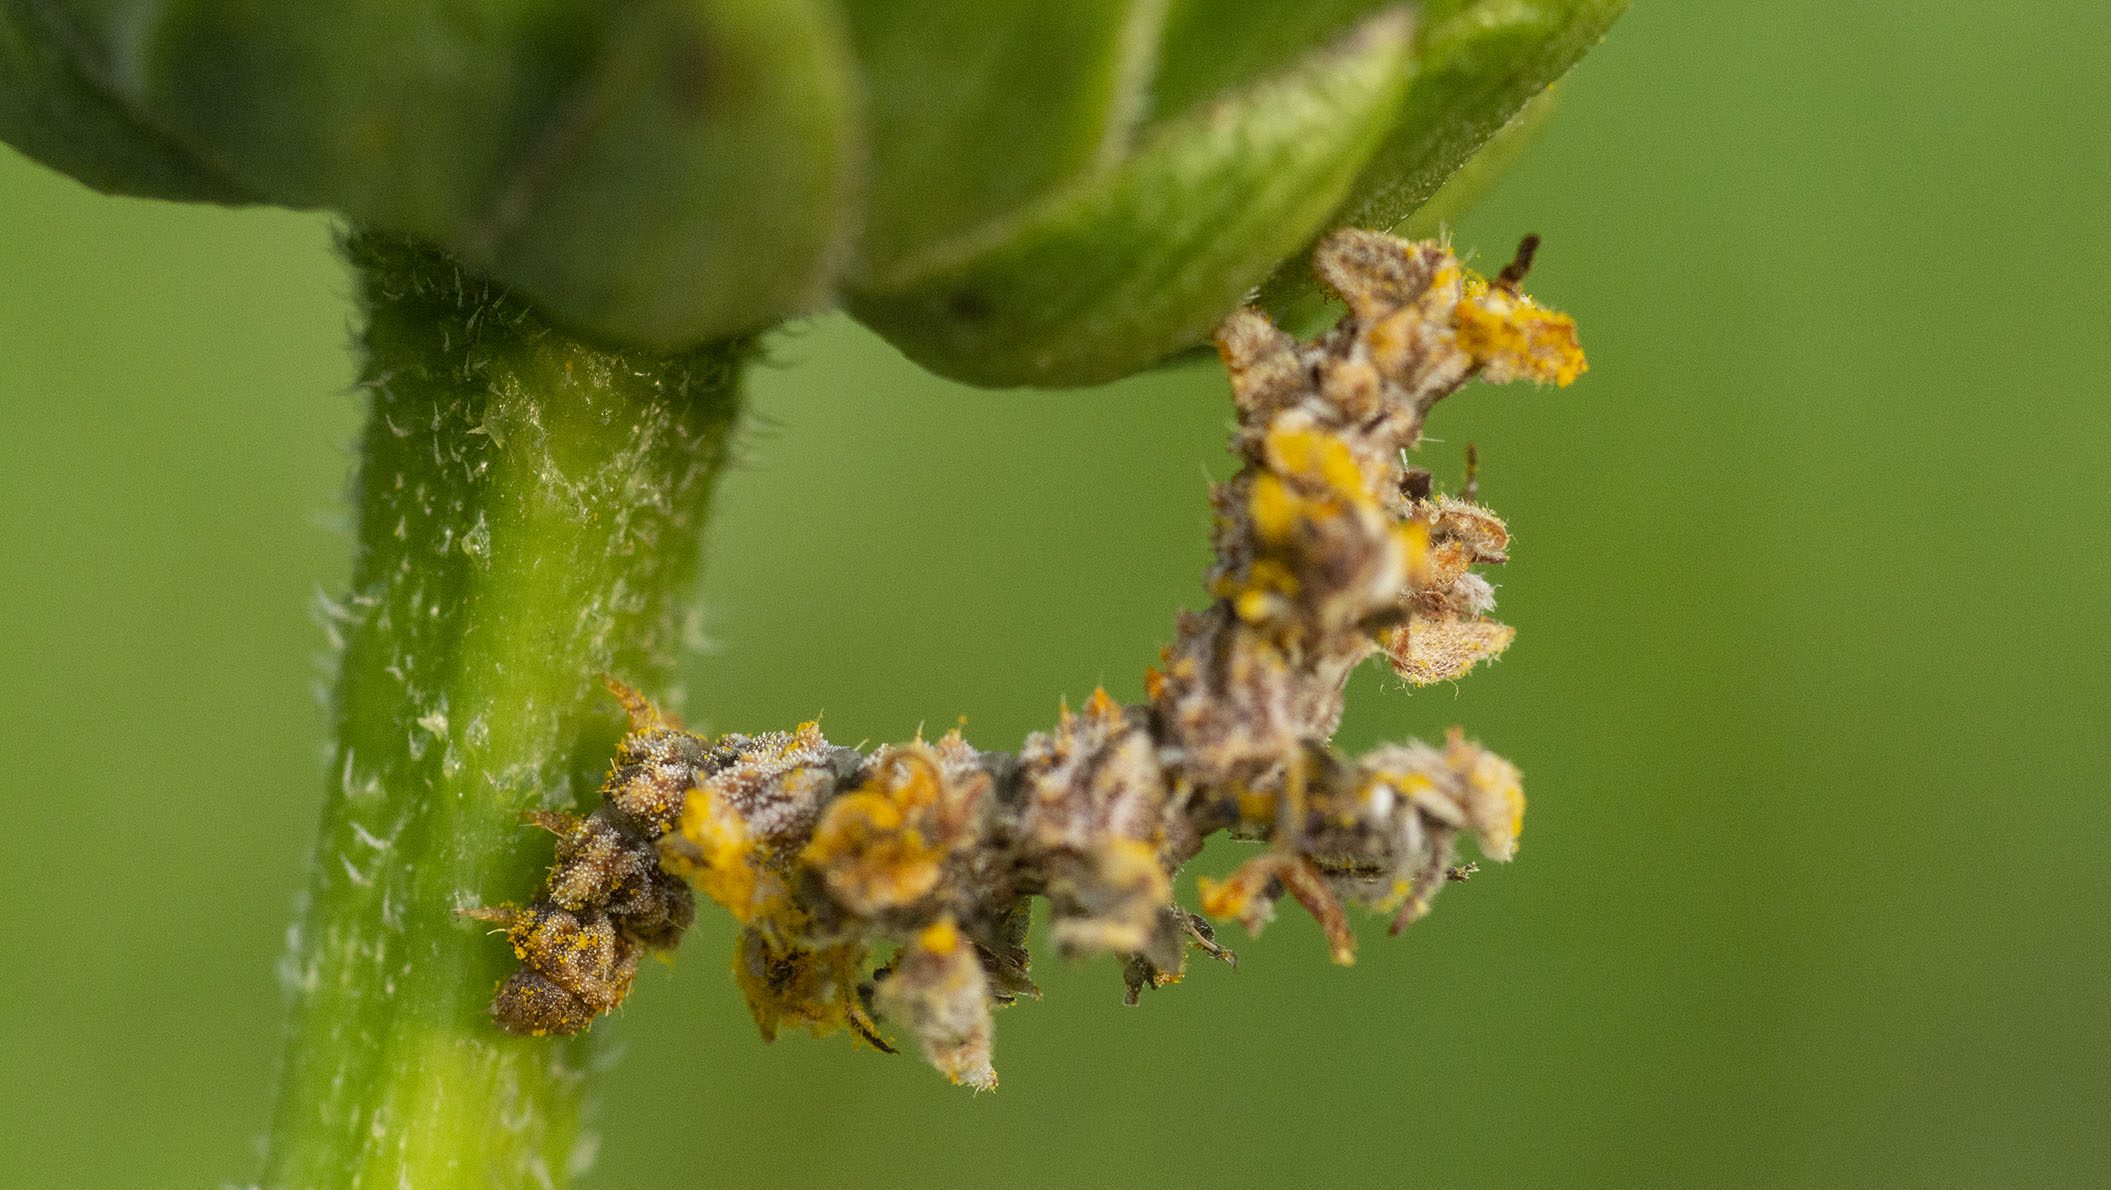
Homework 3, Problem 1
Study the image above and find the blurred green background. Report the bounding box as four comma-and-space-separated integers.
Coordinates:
4, 3, 2108, 1186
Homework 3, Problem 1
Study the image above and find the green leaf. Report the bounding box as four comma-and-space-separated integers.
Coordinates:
847, 10, 1415, 388
1394, 79, 1563, 241
3, 0, 1625, 370
1353, 0, 1626, 229
1257, 0, 1628, 318
33, 0, 602, 235
0, 0, 246, 201
458, 0, 859, 346
1146, 0, 1399, 119
840, 0, 1164, 281
27, 0, 858, 346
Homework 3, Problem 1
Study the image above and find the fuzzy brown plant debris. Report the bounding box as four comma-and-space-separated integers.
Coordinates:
472, 229, 1586, 1086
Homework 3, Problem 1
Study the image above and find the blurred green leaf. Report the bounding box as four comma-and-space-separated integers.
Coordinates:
841, 0, 1162, 281
1258, 0, 1628, 319
24, 0, 856, 346
1147, 0, 1398, 118
847, 11, 1415, 388
1353, 0, 1626, 228
0, 0, 246, 201
458, 0, 858, 346
2, 0, 1624, 376
1397, 78, 1562, 241
33, 0, 601, 234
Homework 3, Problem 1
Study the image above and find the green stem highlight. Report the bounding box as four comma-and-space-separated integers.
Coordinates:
263, 232, 744, 1188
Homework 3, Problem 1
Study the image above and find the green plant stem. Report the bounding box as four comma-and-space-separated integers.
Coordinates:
263, 231, 743, 1188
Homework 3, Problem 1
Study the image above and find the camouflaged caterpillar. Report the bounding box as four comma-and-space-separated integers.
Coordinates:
468, 228, 1586, 1087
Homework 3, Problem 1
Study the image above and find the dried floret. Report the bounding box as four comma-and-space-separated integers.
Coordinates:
873, 918, 998, 1090
476, 230, 1585, 1083
733, 929, 871, 1045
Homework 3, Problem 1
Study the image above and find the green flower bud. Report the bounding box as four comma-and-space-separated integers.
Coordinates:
2, 0, 1623, 384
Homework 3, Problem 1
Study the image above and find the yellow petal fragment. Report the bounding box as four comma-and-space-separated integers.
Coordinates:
1453, 275, 1588, 387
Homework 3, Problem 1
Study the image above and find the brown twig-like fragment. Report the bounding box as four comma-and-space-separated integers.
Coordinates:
476, 230, 1586, 1084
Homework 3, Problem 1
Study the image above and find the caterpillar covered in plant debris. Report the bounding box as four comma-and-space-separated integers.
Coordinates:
470, 229, 1585, 1085
461, 684, 717, 1036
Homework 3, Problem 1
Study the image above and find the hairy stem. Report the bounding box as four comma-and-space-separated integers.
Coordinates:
263, 232, 743, 1188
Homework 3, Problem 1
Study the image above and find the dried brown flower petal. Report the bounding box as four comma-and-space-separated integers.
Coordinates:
477, 229, 1585, 1082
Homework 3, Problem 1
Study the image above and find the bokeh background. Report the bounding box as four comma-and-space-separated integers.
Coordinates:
4, 3, 2108, 1186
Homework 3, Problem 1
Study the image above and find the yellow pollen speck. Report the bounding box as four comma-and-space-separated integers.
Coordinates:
1084, 687, 1122, 720
669, 790, 762, 921
1235, 787, 1275, 824
1234, 589, 1273, 623
1196, 875, 1249, 920
1395, 520, 1432, 584
1247, 474, 1303, 544
1388, 771, 1435, 795
1263, 423, 1372, 505
918, 918, 962, 955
